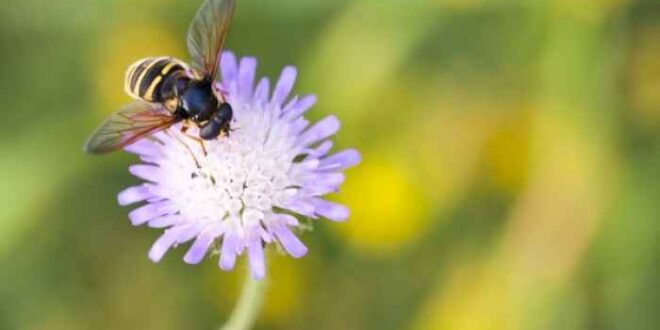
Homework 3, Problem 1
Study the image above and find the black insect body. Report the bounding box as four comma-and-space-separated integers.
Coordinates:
85, 0, 236, 154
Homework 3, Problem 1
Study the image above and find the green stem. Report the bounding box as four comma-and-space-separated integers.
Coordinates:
220, 272, 267, 330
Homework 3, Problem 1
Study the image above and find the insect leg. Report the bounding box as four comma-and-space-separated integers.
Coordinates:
164, 129, 202, 168
180, 123, 208, 156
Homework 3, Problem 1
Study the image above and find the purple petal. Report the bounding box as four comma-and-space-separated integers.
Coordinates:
271, 66, 297, 106
296, 158, 320, 171
175, 226, 201, 244
318, 149, 362, 171
261, 231, 273, 243
221, 51, 238, 84
248, 240, 265, 279
124, 139, 160, 157
298, 116, 340, 147
302, 185, 339, 196
283, 95, 317, 121
128, 165, 160, 182
281, 96, 298, 118
146, 184, 170, 197
117, 184, 153, 206
304, 140, 333, 158
276, 214, 299, 226
148, 229, 180, 262
254, 77, 270, 104
273, 226, 307, 258
151, 131, 168, 141
146, 196, 165, 203
148, 214, 182, 228
302, 173, 345, 188
219, 234, 238, 271
282, 96, 298, 110
280, 199, 317, 218
138, 156, 160, 165
309, 198, 349, 221
183, 235, 214, 264
238, 57, 257, 102
290, 117, 310, 136
128, 201, 172, 226
151, 131, 176, 148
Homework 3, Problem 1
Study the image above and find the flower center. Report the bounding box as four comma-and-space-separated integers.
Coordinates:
162, 106, 297, 228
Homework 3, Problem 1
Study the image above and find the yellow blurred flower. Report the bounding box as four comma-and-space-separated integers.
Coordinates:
259, 254, 308, 325
413, 258, 511, 330
207, 252, 308, 325
334, 155, 430, 254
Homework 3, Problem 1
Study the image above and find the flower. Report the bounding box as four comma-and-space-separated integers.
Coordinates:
117, 51, 360, 279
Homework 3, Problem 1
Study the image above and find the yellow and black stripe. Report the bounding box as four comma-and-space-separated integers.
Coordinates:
124, 57, 187, 103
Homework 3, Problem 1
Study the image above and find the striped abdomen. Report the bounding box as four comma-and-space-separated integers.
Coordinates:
125, 57, 187, 103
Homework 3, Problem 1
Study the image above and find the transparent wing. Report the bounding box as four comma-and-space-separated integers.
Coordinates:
84, 101, 179, 154
186, 0, 235, 80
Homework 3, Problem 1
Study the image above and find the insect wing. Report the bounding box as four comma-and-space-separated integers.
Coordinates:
84, 101, 178, 154
186, 0, 235, 80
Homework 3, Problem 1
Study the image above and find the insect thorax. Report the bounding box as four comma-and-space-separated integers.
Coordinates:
179, 79, 219, 122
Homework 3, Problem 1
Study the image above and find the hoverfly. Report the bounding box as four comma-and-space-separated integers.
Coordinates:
84, 0, 235, 154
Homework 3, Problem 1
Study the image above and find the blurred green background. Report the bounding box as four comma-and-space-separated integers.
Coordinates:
1, 0, 659, 329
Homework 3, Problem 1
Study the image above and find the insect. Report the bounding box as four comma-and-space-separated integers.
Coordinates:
84, 0, 235, 154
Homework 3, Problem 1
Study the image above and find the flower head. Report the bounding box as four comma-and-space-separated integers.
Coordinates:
118, 51, 360, 279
